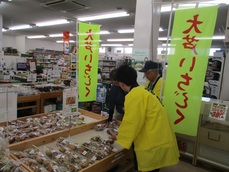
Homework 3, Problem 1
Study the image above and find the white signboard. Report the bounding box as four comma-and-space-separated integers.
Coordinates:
63, 87, 78, 116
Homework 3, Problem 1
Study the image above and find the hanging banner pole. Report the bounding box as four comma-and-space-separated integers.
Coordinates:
78, 22, 101, 102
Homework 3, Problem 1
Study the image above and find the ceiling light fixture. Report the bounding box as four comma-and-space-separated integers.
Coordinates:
118, 29, 134, 33
9, 25, 32, 30
2, 28, 8, 32
27, 35, 46, 39
49, 33, 73, 37
100, 31, 110, 35
101, 44, 123, 47
56, 40, 75, 43
78, 12, 129, 21
78, 31, 110, 35
36, 19, 70, 27
107, 38, 134, 42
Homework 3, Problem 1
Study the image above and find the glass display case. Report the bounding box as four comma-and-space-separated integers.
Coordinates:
196, 98, 229, 171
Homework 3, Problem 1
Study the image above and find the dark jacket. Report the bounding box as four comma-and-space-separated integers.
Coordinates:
108, 84, 126, 122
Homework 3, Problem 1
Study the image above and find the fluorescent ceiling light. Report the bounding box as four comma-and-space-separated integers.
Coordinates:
101, 44, 123, 47
36, 19, 69, 27
49, 33, 73, 37
78, 30, 110, 35
2, 28, 7, 32
56, 40, 75, 43
27, 35, 46, 39
9, 25, 32, 30
128, 44, 133, 46
78, 12, 129, 21
118, 29, 134, 33
118, 28, 163, 33
100, 31, 110, 35
158, 35, 225, 41
107, 38, 134, 42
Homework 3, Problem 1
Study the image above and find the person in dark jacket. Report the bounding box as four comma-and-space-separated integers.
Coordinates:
107, 69, 126, 122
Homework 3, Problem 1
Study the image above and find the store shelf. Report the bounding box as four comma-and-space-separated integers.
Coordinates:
40, 91, 63, 113
17, 94, 41, 115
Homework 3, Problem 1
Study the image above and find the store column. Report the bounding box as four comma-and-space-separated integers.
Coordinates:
220, 6, 229, 100
16, 36, 26, 54
132, 0, 162, 61
0, 14, 3, 50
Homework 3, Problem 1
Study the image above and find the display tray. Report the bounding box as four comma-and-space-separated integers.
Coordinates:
1, 109, 107, 147
10, 126, 134, 172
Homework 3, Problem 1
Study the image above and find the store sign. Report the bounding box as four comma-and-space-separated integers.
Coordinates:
163, 6, 218, 136
78, 22, 100, 102
63, 31, 70, 54
209, 103, 227, 121
63, 87, 78, 116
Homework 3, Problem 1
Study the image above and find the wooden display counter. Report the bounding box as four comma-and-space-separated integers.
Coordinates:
40, 91, 63, 113
17, 94, 41, 115
8, 109, 134, 172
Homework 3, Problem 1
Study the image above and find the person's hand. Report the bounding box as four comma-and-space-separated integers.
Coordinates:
107, 129, 117, 140
113, 119, 121, 126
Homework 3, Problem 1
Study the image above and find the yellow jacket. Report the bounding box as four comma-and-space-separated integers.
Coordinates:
145, 77, 162, 98
117, 86, 179, 171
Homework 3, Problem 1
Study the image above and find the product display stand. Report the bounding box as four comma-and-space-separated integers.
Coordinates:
7, 109, 134, 172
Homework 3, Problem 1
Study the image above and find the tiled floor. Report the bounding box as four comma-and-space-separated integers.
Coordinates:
126, 158, 224, 172
160, 160, 222, 172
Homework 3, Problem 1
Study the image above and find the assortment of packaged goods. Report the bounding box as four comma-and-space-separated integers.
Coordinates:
0, 111, 85, 144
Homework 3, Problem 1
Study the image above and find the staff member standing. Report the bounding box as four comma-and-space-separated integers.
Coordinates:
109, 65, 179, 172
139, 60, 162, 98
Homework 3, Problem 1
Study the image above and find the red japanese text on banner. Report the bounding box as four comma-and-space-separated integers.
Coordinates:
78, 22, 100, 102
163, 6, 218, 136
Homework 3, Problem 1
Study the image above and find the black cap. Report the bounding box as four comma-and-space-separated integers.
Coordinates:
139, 61, 158, 72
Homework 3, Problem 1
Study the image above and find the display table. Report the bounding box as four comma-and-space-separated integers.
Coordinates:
8, 109, 134, 172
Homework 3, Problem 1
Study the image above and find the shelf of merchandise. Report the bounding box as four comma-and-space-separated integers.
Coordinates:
99, 59, 116, 81
204, 51, 225, 99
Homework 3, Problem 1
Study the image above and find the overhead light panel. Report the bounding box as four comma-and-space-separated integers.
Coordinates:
118, 28, 163, 33
128, 44, 133, 46
78, 12, 129, 21
107, 38, 134, 42
100, 31, 110, 35
56, 40, 75, 43
49, 33, 73, 37
9, 25, 32, 30
36, 19, 70, 27
101, 44, 123, 47
27, 35, 46, 39
2, 28, 8, 32
78, 30, 110, 35
118, 29, 134, 33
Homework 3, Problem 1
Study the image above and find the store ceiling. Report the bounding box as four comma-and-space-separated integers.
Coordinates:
0, 0, 228, 50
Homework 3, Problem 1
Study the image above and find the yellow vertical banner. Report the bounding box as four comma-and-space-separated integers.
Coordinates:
163, 6, 218, 136
78, 22, 100, 102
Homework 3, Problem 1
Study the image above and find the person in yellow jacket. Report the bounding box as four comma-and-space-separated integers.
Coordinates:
109, 65, 179, 172
139, 60, 162, 98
